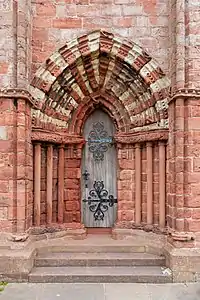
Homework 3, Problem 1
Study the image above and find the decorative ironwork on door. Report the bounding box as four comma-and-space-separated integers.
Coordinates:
83, 180, 117, 221
88, 122, 113, 161
82, 109, 117, 227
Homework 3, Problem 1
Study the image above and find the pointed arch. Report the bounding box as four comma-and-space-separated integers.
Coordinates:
30, 30, 170, 134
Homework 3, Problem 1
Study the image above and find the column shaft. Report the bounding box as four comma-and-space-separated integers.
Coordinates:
46, 144, 53, 224
147, 142, 153, 225
135, 143, 142, 224
58, 145, 64, 223
159, 141, 166, 228
34, 143, 41, 226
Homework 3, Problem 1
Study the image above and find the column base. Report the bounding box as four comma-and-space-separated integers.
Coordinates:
112, 221, 168, 238
28, 223, 87, 241
164, 242, 200, 282
167, 229, 196, 248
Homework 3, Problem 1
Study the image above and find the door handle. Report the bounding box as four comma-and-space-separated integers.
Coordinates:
82, 170, 90, 188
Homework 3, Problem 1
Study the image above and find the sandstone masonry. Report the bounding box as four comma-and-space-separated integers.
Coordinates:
0, 0, 200, 283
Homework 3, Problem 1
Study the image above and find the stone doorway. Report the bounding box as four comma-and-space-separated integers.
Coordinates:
31, 30, 170, 235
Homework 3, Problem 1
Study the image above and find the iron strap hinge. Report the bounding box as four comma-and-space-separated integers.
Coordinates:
83, 180, 117, 221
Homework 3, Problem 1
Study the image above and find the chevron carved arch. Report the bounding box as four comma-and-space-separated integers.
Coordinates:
30, 30, 170, 134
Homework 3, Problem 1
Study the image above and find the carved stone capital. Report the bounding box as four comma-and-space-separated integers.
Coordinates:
169, 88, 200, 103
31, 130, 85, 145
134, 143, 141, 149
115, 130, 168, 144
0, 88, 35, 106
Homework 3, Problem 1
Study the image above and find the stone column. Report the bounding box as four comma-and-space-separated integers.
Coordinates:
0, 92, 33, 234
135, 143, 142, 225
146, 142, 153, 225
16, 98, 33, 232
0, 97, 16, 233
168, 96, 185, 237
168, 92, 197, 244
159, 141, 166, 228
185, 93, 200, 236
34, 143, 41, 227
46, 144, 53, 224
58, 145, 64, 223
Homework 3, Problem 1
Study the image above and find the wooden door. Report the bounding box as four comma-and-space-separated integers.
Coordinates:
81, 109, 117, 228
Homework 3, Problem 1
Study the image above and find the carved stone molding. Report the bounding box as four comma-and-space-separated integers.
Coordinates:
30, 30, 169, 133
0, 88, 35, 106
115, 130, 168, 144
8, 233, 29, 243
169, 88, 200, 102
168, 229, 195, 242
28, 223, 85, 235
31, 130, 85, 145
114, 221, 168, 235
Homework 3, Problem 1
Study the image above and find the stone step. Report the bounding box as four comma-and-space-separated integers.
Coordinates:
37, 244, 146, 254
35, 252, 165, 267
29, 266, 172, 283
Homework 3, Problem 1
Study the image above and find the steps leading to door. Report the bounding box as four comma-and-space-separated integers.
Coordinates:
29, 265, 172, 283
37, 244, 146, 254
30, 237, 172, 283
35, 252, 166, 267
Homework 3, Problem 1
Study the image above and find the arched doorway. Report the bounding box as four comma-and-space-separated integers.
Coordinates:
81, 109, 117, 228
30, 30, 170, 233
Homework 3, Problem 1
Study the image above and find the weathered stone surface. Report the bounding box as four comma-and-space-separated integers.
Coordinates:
29, 266, 172, 283
1, 283, 200, 300
35, 252, 166, 267
0, 0, 200, 285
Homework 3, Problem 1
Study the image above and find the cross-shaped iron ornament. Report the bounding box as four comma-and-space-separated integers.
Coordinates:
88, 122, 113, 162
83, 180, 117, 221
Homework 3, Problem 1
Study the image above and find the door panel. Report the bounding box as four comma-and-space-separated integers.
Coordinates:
81, 110, 117, 228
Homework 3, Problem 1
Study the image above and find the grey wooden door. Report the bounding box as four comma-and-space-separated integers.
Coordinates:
81, 109, 117, 227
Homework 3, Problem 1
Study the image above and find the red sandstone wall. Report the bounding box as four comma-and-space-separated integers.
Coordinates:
64, 145, 81, 223
35, 141, 165, 228
1, 0, 199, 90
117, 142, 164, 227
0, 2, 15, 87
118, 145, 135, 222
31, 0, 170, 78
0, 1, 32, 88
0, 99, 16, 232
0, 98, 32, 233
185, 0, 200, 88
34, 144, 81, 226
